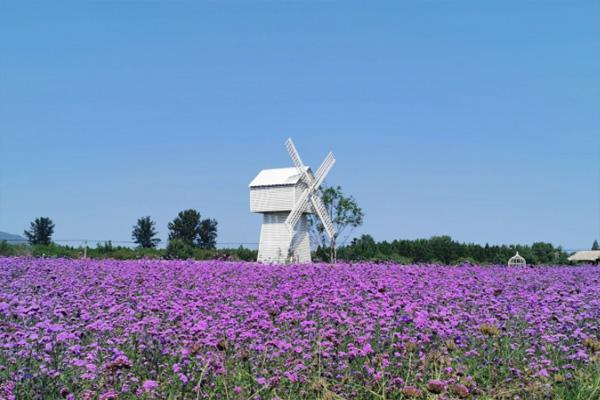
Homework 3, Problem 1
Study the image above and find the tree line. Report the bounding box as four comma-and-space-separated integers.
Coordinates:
0, 240, 257, 262
329, 234, 573, 265
5, 209, 246, 260
21, 209, 217, 249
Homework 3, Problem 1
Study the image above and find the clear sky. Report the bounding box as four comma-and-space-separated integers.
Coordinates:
1, 1, 598, 251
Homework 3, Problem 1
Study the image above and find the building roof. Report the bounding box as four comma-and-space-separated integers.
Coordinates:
567, 250, 600, 262
249, 167, 310, 188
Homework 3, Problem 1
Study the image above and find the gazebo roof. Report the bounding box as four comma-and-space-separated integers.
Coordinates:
508, 251, 526, 266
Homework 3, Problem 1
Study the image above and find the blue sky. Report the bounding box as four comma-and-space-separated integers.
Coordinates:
1, 1, 598, 250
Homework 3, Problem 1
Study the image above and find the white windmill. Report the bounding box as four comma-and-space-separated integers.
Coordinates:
249, 138, 336, 263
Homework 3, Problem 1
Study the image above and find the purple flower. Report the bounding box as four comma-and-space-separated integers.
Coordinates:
427, 379, 447, 394
0, 258, 598, 398
99, 391, 118, 400
284, 371, 298, 383
142, 380, 159, 392
178, 373, 188, 384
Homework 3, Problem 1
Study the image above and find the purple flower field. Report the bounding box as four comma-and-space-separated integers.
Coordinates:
1, 258, 599, 399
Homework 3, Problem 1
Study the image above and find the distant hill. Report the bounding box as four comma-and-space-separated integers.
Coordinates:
0, 231, 27, 244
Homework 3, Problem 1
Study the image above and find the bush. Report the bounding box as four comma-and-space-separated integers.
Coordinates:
166, 239, 195, 260
31, 244, 80, 258
0, 241, 257, 262
191, 248, 217, 260
0, 241, 29, 256
454, 257, 479, 266
233, 246, 258, 262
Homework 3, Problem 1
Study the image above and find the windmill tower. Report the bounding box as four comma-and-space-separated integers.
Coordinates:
249, 138, 336, 263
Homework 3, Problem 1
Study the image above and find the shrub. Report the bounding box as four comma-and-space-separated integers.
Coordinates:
166, 239, 195, 260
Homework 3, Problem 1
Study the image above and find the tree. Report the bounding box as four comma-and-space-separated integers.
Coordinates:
592, 240, 599, 251
199, 218, 218, 249
311, 185, 364, 263
429, 235, 455, 264
131, 216, 161, 248
531, 242, 556, 264
24, 217, 55, 245
168, 209, 218, 248
168, 209, 202, 246
348, 234, 377, 260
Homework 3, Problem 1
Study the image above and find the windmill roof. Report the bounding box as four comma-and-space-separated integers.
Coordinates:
567, 250, 600, 262
249, 167, 309, 187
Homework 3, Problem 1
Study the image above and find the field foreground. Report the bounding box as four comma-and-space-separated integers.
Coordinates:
1, 258, 599, 399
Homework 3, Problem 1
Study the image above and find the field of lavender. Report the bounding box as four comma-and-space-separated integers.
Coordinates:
0, 258, 599, 399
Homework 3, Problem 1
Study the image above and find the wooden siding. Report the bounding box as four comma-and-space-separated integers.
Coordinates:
257, 212, 311, 263
290, 214, 311, 262
250, 186, 295, 213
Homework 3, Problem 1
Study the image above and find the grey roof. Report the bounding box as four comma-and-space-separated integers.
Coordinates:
249, 167, 309, 188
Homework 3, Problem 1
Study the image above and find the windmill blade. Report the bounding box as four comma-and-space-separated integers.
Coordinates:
284, 138, 336, 238
286, 151, 335, 231
313, 152, 335, 185
312, 152, 335, 188
284, 137, 313, 233
311, 195, 336, 239
285, 138, 313, 183
285, 188, 311, 231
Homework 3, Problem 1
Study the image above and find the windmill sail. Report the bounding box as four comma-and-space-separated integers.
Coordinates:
311, 195, 335, 239
286, 138, 315, 186
284, 139, 336, 240
285, 188, 311, 232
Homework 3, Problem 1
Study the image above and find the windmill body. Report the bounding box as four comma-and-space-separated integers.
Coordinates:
249, 167, 312, 263
249, 139, 337, 264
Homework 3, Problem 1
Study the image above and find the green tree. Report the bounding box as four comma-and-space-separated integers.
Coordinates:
592, 240, 599, 250
23, 217, 55, 245
531, 242, 556, 264
132, 216, 161, 248
429, 235, 455, 264
311, 185, 364, 263
348, 234, 377, 260
168, 209, 218, 248
198, 218, 218, 249
168, 209, 202, 246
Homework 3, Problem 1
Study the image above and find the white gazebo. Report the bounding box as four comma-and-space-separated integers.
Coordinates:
508, 251, 526, 267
